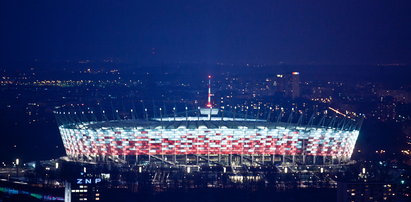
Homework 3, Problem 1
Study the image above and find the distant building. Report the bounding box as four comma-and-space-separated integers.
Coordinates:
273, 72, 300, 99
377, 89, 411, 104
290, 72, 300, 99
65, 171, 103, 202
337, 182, 398, 202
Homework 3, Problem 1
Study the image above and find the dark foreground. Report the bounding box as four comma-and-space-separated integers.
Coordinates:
1, 188, 336, 202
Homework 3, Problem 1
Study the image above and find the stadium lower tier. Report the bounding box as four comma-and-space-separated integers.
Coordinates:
59, 125, 359, 160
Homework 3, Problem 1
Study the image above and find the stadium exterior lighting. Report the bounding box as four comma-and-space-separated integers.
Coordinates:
55, 76, 361, 168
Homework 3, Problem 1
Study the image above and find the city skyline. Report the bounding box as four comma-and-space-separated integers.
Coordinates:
1, 1, 410, 201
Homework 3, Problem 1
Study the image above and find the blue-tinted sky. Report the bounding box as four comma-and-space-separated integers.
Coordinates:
1, 0, 411, 65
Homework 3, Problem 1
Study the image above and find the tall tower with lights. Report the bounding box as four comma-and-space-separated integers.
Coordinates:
200, 75, 218, 119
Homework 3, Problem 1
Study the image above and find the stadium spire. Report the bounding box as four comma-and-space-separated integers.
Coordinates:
206, 75, 213, 108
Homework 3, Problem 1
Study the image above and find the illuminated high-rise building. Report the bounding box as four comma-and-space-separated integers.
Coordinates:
290, 72, 300, 99
273, 72, 300, 99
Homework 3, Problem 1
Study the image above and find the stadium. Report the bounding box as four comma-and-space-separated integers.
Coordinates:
54, 77, 362, 170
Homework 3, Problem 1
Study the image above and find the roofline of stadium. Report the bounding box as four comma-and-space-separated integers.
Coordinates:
54, 106, 364, 132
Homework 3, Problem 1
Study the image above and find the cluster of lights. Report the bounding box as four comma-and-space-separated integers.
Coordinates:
311, 97, 332, 103
401, 150, 410, 155
375, 150, 386, 154
32, 80, 93, 87
229, 175, 262, 183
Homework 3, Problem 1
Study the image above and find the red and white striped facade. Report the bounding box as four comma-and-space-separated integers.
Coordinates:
59, 120, 359, 161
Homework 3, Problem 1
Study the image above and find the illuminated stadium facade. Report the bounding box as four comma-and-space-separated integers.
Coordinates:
57, 116, 359, 166
55, 77, 362, 168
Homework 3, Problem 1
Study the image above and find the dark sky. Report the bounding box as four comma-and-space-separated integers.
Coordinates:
1, 0, 411, 65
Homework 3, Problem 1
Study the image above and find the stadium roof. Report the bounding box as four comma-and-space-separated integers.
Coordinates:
62, 117, 358, 131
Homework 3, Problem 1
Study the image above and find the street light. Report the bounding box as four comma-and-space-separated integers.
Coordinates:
15, 158, 19, 166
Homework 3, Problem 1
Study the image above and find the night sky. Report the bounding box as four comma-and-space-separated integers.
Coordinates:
1, 0, 411, 65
